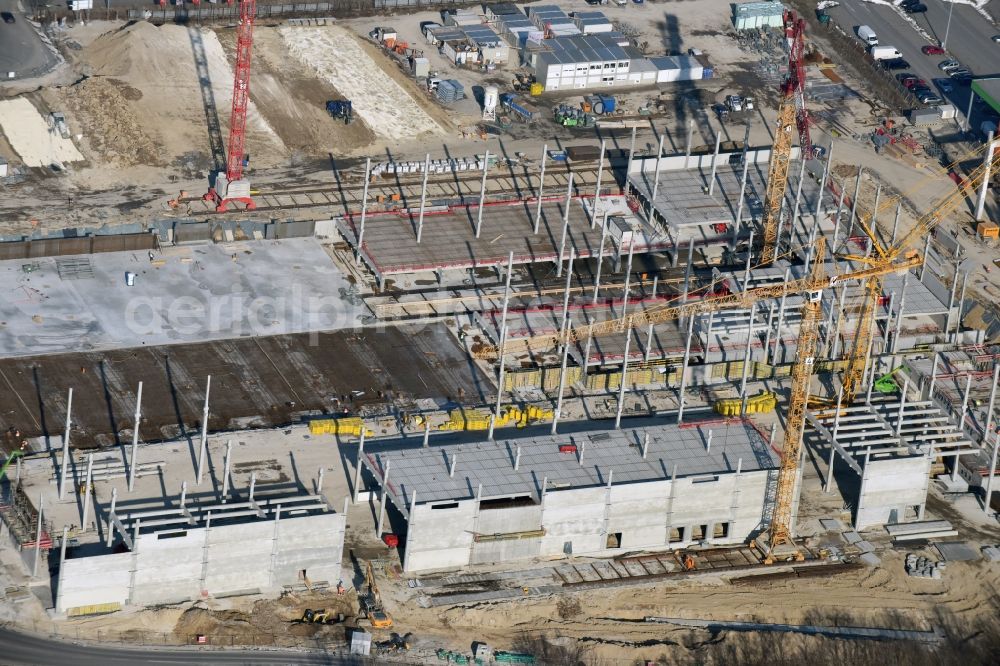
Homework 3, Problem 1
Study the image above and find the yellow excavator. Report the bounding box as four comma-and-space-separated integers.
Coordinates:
362, 561, 393, 629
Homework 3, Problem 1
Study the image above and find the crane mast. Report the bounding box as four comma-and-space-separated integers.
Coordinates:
760, 11, 810, 265
204, 0, 257, 213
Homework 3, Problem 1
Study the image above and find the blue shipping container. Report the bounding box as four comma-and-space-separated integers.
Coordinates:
599, 95, 616, 113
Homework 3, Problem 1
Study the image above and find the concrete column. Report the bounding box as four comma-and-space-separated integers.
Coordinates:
742, 230, 754, 289
128, 381, 143, 493
514, 445, 521, 471
221, 439, 232, 500
422, 421, 430, 448
353, 430, 366, 503
592, 212, 609, 306
814, 144, 832, 219
896, 378, 910, 438
614, 331, 632, 429
316, 468, 324, 493
449, 453, 457, 477
928, 352, 940, 402
377, 460, 391, 538
731, 148, 751, 248
647, 135, 665, 221
984, 363, 1000, 439
558, 249, 576, 349
831, 286, 848, 358
883, 290, 897, 355
846, 167, 863, 243
664, 464, 678, 547
644, 322, 655, 363
81, 453, 94, 531
676, 315, 696, 423
790, 156, 808, 247
32, 494, 43, 578
964, 89, 975, 133
652, 274, 658, 298
829, 185, 844, 253
985, 431, 999, 514
763, 303, 776, 365
892, 272, 908, 354
58, 388, 73, 500
826, 387, 844, 492
475, 150, 490, 238
683, 119, 694, 169
871, 185, 882, 242
415, 153, 431, 243
55, 525, 69, 612
920, 234, 932, 282
641, 432, 649, 459
356, 157, 371, 264
946, 262, 960, 329
772, 268, 791, 363
954, 271, 968, 341
889, 203, 901, 246
106, 487, 117, 547
708, 131, 722, 196
681, 238, 695, 310
959, 373, 973, 434
533, 144, 548, 234
551, 333, 571, 435
197, 375, 211, 485
556, 173, 574, 278
625, 128, 638, 191
620, 238, 635, 317
493, 250, 515, 415
975, 132, 996, 221
739, 303, 757, 416
592, 139, 606, 229
180, 481, 188, 510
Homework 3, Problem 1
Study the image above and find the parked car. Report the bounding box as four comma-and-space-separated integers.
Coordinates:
934, 78, 954, 93
0, 12, 14, 23
951, 71, 973, 84
949, 67, 972, 78
896, 73, 917, 84
921, 45, 945, 55
904, 78, 928, 89
882, 58, 911, 70
918, 94, 944, 105
993, 35, 1000, 44
938, 59, 962, 71
904, 3, 928, 13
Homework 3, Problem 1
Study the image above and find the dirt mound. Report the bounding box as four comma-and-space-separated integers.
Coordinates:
63, 77, 163, 167
173, 591, 357, 645
77, 22, 287, 168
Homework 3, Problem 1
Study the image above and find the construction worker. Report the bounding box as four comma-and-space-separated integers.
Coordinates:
336, 580, 345, 595
683, 553, 696, 571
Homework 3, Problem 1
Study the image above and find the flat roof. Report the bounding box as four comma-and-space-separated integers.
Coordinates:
628, 157, 835, 229
971, 77, 1000, 116
0, 237, 364, 358
338, 196, 673, 277
364, 420, 777, 509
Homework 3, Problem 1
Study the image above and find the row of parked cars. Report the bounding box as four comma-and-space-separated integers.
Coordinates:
856, 15, 974, 107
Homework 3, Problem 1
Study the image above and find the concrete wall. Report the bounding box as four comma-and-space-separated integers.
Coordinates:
855, 456, 931, 530
402, 470, 774, 572
57, 512, 345, 613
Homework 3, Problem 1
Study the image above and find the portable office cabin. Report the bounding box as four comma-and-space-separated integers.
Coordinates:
732, 1, 785, 30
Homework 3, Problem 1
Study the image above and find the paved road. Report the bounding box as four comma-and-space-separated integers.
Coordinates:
0, 0, 59, 81
827, 0, 999, 126
0, 626, 359, 665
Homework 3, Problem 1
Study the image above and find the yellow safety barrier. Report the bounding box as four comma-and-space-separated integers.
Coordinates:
67, 602, 122, 617
308, 417, 374, 437
713, 391, 777, 417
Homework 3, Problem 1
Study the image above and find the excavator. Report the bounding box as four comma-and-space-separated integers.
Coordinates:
361, 561, 393, 629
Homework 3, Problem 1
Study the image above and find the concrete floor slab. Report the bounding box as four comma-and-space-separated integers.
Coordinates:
0, 238, 363, 358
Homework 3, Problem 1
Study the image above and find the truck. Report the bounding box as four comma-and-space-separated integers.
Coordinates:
499, 93, 537, 122
857, 25, 878, 46
870, 45, 902, 61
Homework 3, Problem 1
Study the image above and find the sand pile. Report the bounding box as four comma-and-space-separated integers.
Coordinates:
0, 97, 85, 167
63, 77, 162, 167
278, 26, 444, 145
80, 22, 287, 167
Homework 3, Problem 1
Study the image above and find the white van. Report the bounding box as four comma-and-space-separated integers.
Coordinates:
857, 25, 878, 46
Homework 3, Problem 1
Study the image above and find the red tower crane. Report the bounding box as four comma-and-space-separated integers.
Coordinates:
204, 0, 257, 213
785, 11, 813, 161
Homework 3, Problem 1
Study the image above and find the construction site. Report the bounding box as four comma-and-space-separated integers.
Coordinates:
1, 0, 1000, 664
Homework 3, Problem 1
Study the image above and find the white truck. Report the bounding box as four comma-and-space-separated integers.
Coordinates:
870, 45, 903, 61
857, 25, 878, 46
